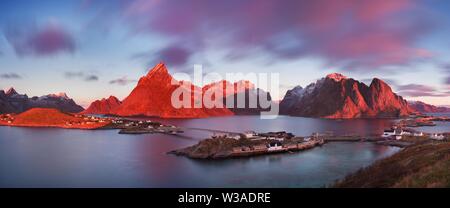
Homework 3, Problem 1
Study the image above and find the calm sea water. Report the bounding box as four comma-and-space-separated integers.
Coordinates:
1, 115, 446, 188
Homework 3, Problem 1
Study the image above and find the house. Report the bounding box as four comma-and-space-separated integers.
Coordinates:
413, 132, 424, 137
274, 137, 285, 142
430, 133, 444, 140
228, 134, 241, 140
232, 135, 241, 140
382, 128, 411, 139
243, 131, 257, 139
382, 129, 395, 138
211, 133, 226, 139
250, 136, 266, 141
267, 141, 283, 152
265, 136, 278, 141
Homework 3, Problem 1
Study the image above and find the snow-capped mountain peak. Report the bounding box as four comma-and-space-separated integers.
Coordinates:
326, 73, 347, 82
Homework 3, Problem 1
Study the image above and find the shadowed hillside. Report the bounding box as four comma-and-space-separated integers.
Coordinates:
334, 141, 450, 188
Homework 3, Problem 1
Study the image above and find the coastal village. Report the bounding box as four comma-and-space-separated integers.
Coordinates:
0, 107, 448, 160
0, 108, 183, 134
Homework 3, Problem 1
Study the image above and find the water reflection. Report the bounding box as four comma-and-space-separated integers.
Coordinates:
0, 116, 416, 188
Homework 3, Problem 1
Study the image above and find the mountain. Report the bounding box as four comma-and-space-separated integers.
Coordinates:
113, 63, 234, 118
0, 88, 84, 114
82, 96, 122, 115
409, 101, 450, 113
280, 73, 412, 118
5, 87, 18, 96
202, 80, 273, 115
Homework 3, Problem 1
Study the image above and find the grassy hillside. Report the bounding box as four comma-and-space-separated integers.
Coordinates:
334, 141, 450, 188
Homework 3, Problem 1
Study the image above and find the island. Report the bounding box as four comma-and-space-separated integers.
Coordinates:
169, 131, 325, 159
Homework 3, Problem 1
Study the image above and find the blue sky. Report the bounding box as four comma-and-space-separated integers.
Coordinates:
0, 0, 449, 107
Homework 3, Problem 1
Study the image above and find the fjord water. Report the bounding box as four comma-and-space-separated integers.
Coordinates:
0, 115, 419, 187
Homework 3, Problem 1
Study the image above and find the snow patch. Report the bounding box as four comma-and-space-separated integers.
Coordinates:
326, 73, 347, 82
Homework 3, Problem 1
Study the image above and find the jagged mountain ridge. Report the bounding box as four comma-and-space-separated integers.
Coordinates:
82, 96, 122, 115
0, 88, 84, 114
409, 101, 450, 113
280, 73, 413, 118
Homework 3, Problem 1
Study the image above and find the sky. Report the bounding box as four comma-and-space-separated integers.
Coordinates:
0, 0, 449, 107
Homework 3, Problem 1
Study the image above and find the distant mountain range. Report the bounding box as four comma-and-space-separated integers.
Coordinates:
408, 101, 450, 113
280, 73, 413, 118
0, 88, 84, 114
2, 63, 447, 119
82, 64, 272, 117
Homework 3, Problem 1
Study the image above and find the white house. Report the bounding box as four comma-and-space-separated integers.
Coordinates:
382, 129, 395, 138
229, 134, 241, 140
430, 133, 444, 140
265, 136, 284, 141
413, 132, 424, 137
274, 137, 285, 142
382, 128, 411, 140
267, 142, 283, 152
243, 131, 257, 139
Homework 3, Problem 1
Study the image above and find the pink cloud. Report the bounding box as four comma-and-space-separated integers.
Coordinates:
397, 84, 449, 97
4, 22, 75, 57
156, 46, 191, 67
115, 0, 433, 71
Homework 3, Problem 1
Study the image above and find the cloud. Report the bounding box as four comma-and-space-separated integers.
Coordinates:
4, 22, 76, 57
397, 84, 449, 97
109, 77, 137, 85
112, 0, 433, 71
156, 46, 191, 67
441, 63, 450, 85
64, 71, 98, 82
131, 45, 192, 71
0, 73, 22, 79
64, 71, 84, 78
84, 75, 99, 81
